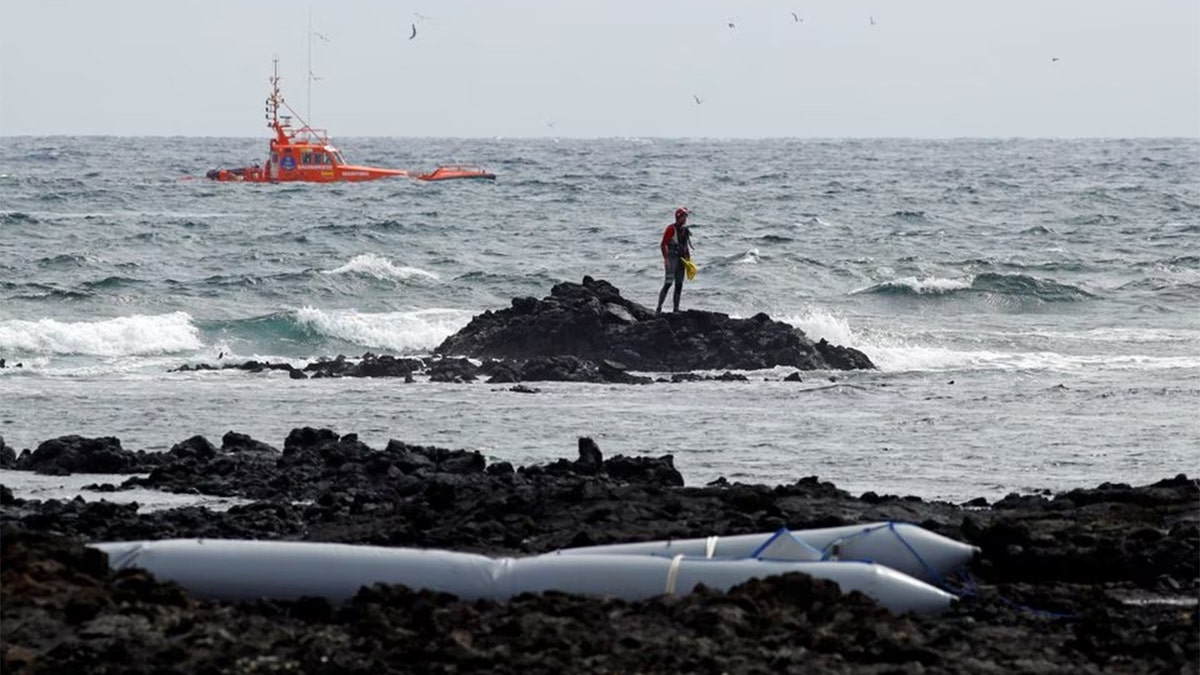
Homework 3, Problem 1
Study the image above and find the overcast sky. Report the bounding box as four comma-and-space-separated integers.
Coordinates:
1, 1, 1198, 138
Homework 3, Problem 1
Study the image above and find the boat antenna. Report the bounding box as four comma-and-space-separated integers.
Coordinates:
266, 57, 282, 130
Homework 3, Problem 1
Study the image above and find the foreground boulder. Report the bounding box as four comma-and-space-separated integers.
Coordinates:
435, 276, 874, 371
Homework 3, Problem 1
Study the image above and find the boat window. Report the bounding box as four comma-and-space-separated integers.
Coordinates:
332, 151, 345, 165
315, 152, 328, 165
302, 151, 313, 165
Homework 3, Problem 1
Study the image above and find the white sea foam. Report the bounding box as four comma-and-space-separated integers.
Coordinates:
1025, 327, 1200, 345
856, 276, 975, 295
0, 312, 203, 356
321, 253, 439, 282
0, 470, 253, 513
782, 306, 964, 371
293, 307, 474, 352
783, 309, 971, 371
734, 248, 761, 265
781, 309, 1200, 373
858, 335, 1200, 374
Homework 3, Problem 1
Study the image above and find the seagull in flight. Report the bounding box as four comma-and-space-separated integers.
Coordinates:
693, 94, 703, 105
727, 21, 735, 29
1051, 57, 1060, 63
869, 16, 877, 25
409, 23, 418, 39
312, 31, 330, 43
791, 12, 802, 23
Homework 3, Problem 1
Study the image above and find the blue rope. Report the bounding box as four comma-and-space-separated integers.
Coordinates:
886, 521, 949, 589
818, 523, 881, 561
955, 569, 1075, 619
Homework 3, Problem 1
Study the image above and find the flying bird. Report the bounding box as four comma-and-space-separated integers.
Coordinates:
791, 12, 802, 22
1051, 57, 1060, 62
409, 23, 417, 40
869, 16, 877, 25
312, 31, 331, 43
693, 94, 703, 105
727, 21, 735, 29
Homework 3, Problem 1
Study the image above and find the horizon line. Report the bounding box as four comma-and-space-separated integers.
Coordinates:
2, 133, 1198, 141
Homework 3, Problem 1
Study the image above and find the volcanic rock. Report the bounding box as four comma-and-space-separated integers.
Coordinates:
10, 436, 170, 475
435, 276, 874, 371
0, 427, 1196, 673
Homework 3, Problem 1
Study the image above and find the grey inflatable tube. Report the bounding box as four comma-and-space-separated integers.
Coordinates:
91, 539, 956, 614
555, 522, 979, 584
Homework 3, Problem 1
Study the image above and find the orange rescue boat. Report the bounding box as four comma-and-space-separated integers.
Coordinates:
207, 60, 495, 183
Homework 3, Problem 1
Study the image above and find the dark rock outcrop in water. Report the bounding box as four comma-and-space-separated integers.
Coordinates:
1, 428, 1197, 673
168, 277, 872, 384
435, 276, 875, 371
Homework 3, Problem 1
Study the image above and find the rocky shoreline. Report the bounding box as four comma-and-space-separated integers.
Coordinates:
1, 430, 1197, 673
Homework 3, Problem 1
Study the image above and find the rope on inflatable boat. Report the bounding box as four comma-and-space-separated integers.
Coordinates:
705, 536, 719, 559
664, 554, 685, 595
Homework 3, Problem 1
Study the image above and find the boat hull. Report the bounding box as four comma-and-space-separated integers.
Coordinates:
205, 165, 409, 183
205, 164, 494, 183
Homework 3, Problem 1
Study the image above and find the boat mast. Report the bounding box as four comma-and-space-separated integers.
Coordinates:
265, 57, 290, 145
266, 58, 280, 129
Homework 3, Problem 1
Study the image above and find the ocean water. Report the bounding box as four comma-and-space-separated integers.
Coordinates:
1, 136, 1197, 504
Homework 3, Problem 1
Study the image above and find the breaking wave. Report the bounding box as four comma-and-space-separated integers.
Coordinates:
854, 273, 1096, 302
0, 312, 202, 356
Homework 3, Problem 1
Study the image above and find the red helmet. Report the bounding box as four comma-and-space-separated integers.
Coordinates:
675, 207, 689, 220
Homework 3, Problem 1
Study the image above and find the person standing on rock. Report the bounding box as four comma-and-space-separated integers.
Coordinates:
656, 207, 694, 314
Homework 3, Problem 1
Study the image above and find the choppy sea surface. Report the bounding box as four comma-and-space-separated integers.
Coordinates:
1, 136, 1197, 504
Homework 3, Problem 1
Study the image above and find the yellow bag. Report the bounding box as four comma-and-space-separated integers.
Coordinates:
682, 257, 697, 280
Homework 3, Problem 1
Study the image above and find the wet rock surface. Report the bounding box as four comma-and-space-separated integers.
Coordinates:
2, 429, 1196, 673
436, 276, 875, 371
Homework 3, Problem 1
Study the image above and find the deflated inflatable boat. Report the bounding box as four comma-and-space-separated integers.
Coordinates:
556, 521, 980, 585
91, 538, 957, 614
